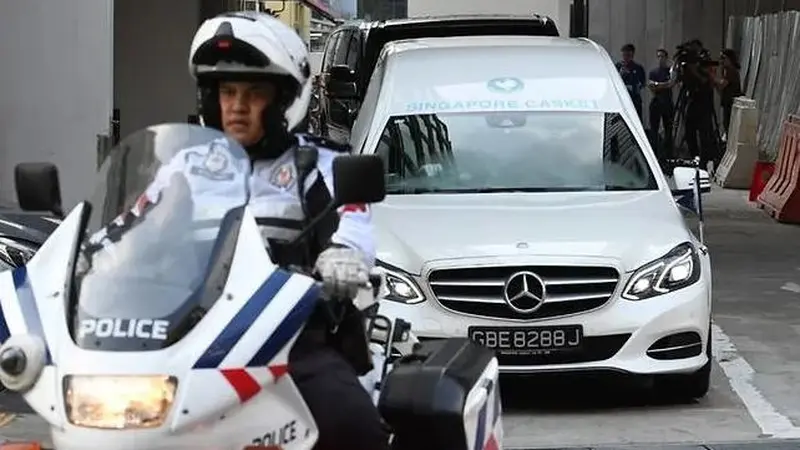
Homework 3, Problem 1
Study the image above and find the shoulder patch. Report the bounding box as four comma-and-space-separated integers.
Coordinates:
185, 141, 236, 181
299, 134, 351, 153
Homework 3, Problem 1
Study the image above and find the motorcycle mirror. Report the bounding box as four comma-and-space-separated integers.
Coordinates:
332, 154, 386, 206
14, 162, 64, 218
286, 154, 385, 249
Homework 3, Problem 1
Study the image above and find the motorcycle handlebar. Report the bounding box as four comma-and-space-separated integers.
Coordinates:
292, 266, 382, 301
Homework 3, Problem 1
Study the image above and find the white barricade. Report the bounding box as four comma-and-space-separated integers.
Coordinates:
715, 97, 760, 188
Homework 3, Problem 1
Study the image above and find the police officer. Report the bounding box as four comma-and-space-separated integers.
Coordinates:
188, 12, 390, 450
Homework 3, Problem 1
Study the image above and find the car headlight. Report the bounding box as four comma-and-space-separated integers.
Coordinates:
63, 375, 177, 429
622, 243, 701, 300
376, 261, 425, 304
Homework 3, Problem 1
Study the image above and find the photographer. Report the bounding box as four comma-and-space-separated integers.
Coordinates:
648, 49, 675, 158
715, 49, 743, 139
674, 39, 719, 169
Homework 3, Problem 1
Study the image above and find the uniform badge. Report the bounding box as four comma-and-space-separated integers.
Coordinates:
269, 162, 296, 190
187, 142, 235, 181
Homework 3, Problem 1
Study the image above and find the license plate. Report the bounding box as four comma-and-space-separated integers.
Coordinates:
469, 325, 583, 355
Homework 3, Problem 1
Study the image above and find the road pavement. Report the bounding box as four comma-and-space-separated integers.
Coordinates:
3, 188, 800, 449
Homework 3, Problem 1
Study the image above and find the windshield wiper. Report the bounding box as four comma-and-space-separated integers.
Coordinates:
387, 188, 457, 194
388, 186, 655, 194
603, 185, 653, 191
388, 187, 594, 194
472, 187, 596, 193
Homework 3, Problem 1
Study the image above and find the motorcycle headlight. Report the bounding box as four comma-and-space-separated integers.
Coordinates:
376, 261, 425, 305
63, 375, 177, 429
622, 243, 701, 300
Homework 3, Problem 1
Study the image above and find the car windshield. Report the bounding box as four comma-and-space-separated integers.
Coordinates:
70, 124, 251, 351
374, 111, 657, 194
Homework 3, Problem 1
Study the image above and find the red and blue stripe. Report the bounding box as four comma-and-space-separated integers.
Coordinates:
192, 268, 320, 402
0, 266, 53, 364
193, 268, 320, 369
473, 378, 502, 450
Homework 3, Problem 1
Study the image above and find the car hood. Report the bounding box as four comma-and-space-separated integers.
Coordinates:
373, 191, 692, 273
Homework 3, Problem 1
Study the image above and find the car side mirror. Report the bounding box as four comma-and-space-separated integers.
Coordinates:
328, 65, 357, 99
14, 162, 64, 217
333, 154, 386, 206
670, 166, 711, 196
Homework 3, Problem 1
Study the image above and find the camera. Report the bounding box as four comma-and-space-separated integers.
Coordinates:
671, 40, 719, 88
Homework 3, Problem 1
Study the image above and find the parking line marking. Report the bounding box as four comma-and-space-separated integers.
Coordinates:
712, 323, 800, 438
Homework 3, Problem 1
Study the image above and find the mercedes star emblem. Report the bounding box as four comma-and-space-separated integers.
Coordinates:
503, 271, 547, 314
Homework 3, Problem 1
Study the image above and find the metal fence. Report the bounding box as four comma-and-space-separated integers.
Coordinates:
727, 10, 800, 160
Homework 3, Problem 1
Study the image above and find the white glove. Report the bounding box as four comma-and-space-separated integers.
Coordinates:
314, 246, 370, 299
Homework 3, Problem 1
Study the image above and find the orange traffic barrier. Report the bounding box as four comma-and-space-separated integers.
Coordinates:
757, 119, 800, 222
0, 443, 41, 450
749, 161, 775, 202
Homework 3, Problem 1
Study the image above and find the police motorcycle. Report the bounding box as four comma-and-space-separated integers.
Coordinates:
0, 123, 502, 450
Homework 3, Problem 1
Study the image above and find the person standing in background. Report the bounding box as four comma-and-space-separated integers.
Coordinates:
715, 48, 743, 140
616, 43, 646, 121
647, 48, 675, 159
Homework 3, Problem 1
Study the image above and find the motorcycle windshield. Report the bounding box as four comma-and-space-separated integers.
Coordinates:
70, 124, 252, 351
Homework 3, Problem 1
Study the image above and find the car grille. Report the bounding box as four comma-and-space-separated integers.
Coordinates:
428, 265, 620, 320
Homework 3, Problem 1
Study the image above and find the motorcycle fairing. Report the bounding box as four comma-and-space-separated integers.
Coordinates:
0, 201, 88, 427
1, 204, 321, 449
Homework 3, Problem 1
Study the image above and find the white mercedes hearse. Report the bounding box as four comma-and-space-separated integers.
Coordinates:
350, 36, 713, 398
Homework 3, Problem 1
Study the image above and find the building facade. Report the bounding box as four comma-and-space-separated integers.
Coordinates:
266, 0, 312, 44
360, 0, 407, 21
407, 0, 569, 32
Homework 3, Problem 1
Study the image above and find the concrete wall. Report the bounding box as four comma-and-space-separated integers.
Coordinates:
407, 0, 571, 34
0, 0, 113, 209
725, 0, 800, 17
0, 0, 207, 209
114, 0, 201, 141
588, 0, 800, 65
588, 0, 725, 81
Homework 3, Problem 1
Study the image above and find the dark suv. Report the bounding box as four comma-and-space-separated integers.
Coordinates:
313, 15, 560, 143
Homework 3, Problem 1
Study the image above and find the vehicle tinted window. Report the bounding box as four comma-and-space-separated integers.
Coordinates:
321, 32, 340, 71
353, 58, 387, 152
374, 111, 657, 194
344, 31, 360, 71
333, 30, 352, 66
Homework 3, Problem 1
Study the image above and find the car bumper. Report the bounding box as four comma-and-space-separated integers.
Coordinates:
377, 277, 711, 376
